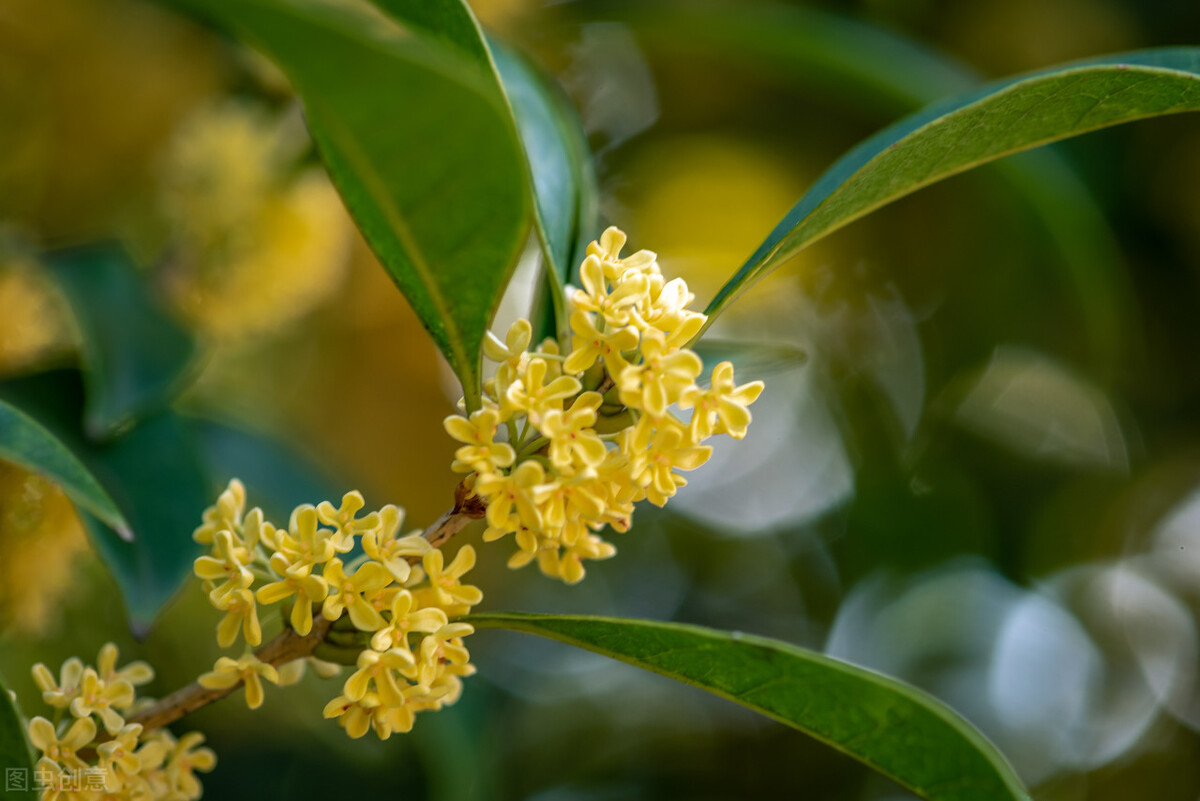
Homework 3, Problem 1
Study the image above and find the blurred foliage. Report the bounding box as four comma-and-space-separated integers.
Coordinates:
2, 0, 1200, 799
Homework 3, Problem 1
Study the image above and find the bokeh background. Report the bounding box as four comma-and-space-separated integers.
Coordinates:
4, 0, 1200, 798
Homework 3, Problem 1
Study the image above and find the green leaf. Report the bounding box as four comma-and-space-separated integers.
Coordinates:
161, 0, 531, 409
189, 417, 342, 525
0, 372, 209, 633
0, 671, 36, 801
490, 40, 598, 342
692, 339, 807, 381
703, 48, 1200, 330
468, 613, 1030, 801
43, 244, 197, 440
0, 398, 130, 538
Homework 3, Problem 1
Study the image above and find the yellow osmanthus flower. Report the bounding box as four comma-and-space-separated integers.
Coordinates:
25, 644, 214, 800
70, 669, 134, 735
446, 225, 762, 583
361, 505, 429, 583
444, 408, 516, 475
586, 225, 658, 279
321, 558, 392, 631
678, 360, 765, 440
316, 491, 380, 553
188, 482, 484, 743
198, 654, 279, 710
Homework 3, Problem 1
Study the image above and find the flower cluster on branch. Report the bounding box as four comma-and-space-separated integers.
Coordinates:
446, 227, 764, 583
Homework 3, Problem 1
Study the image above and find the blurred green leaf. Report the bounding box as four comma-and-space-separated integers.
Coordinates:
0, 372, 208, 633
703, 49, 1200, 330
491, 40, 598, 342
43, 244, 197, 440
189, 418, 341, 525
692, 339, 807, 381
468, 613, 1030, 801
0, 398, 130, 538
605, 0, 1133, 377
0, 671, 36, 801
161, 0, 531, 409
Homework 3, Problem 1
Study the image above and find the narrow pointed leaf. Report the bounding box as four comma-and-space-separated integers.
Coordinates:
161, 0, 530, 408
704, 48, 1200, 329
0, 398, 129, 538
469, 613, 1029, 801
491, 41, 598, 341
0, 372, 208, 632
0, 671, 37, 801
44, 244, 197, 440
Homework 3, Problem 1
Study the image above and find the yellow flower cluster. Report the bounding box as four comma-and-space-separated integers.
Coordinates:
446, 227, 764, 584
192, 480, 482, 740
28, 643, 214, 800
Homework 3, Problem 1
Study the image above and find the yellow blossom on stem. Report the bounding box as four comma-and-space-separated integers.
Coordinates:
95, 643, 154, 688
616, 330, 703, 417
422, 546, 484, 611
416, 622, 476, 689
321, 558, 392, 631
316, 490, 381, 553
503, 357, 581, 425
70, 668, 134, 734
192, 479, 245, 545
164, 731, 217, 800
679, 360, 765, 440
323, 693, 378, 739
343, 648, 416, 706
484, 318, 533, 391
443, 408, 516, 475
361, 505, 429, 583
28, 715, 95, 776
198, 654, 279, 710
572, 253, 649, 327
193, 529, 255, 605
586, 226, 658, 279
563, 309, 639, 376
96, 722, 143, 791
628, 416, 712, 506
540, 391, 608, 470
370, 590, 449, 652
271, 505, 336, 577
256, 557, 329, 636
31, 657, 83, 709
214, 588, 263, 647
477, 461, 548, 538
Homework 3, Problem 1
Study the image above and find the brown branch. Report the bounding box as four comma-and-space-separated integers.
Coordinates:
119, 482, 487, 735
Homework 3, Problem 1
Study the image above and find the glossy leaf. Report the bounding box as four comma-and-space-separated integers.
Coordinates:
0, 671, 36, 801
0, 372, 209, 633
469, 613, 1029, 801
491, 40, 598, 341
0, 398, 130, 538
605, 0, 1134, 373
162, 0, 531, 409
43, 244, 197, 440
703, 48, 1200, 330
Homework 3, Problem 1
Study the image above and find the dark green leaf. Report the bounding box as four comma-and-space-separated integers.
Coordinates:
189, 417, 342, 525
0, 671, 36, 801
43, 244, 197, 440
0, 372, 209, 633
693, 339, 807, 381
0, 398, 129, 538
703, 48, 1200, 330
468, 613, 1030, 801
161, 0, 531, 409
491, 40, 598, 342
